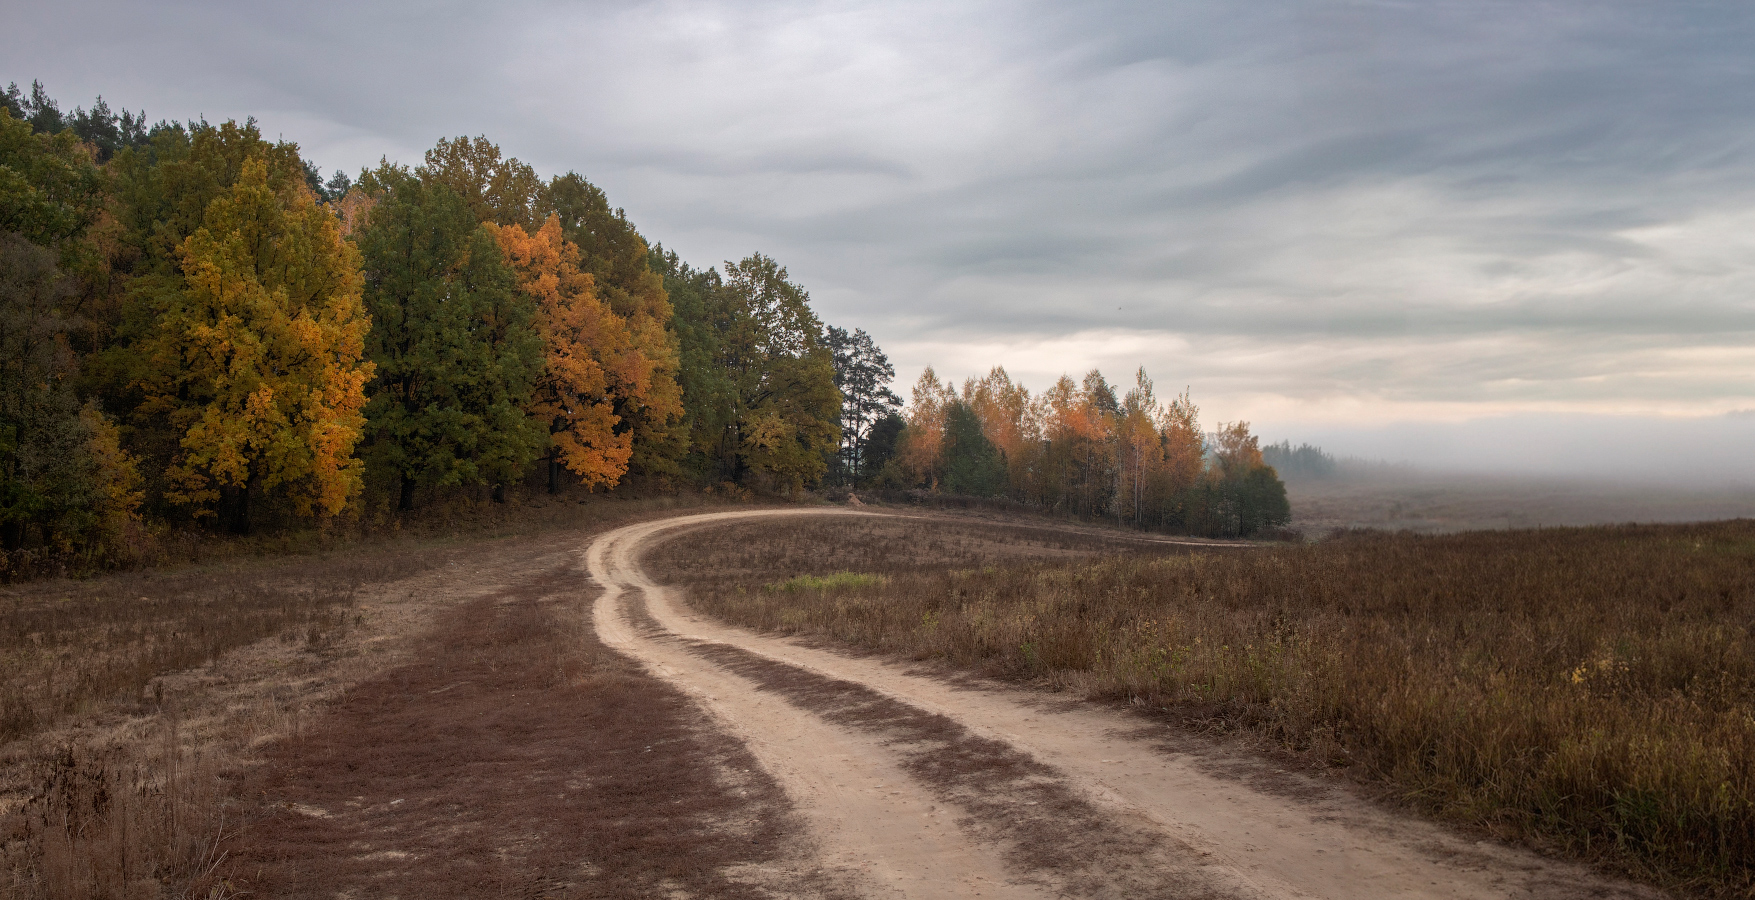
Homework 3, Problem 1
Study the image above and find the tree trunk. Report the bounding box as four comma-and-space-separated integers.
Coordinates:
1, 518, 23, 552
547, 448, 562, 495
398, 473, 416, 512
221, 481, 252, 536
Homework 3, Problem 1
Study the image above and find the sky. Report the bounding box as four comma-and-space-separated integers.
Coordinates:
8, 0, 1755, 482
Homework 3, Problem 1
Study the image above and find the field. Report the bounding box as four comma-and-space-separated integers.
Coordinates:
652, 515, 1755, 897
0, 495, 824, 899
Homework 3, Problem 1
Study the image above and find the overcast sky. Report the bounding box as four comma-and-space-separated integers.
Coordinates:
9, 0, 1755, 480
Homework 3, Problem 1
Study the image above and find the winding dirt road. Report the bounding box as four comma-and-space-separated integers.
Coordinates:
585, 509, 1663, 900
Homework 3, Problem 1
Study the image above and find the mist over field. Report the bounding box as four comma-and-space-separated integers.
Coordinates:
1275, 410, 1755, 487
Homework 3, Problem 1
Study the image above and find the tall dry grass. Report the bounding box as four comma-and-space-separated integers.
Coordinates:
4, 722, 236, 899
655, 517, 1755, 897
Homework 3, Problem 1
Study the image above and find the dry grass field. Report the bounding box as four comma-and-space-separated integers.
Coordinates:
653, 515, 1755, 898
0, 494, 784, 900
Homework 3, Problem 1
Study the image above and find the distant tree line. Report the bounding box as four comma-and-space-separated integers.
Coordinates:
1261, 441, 1337, 481
868, 367, 1290, 538
1, 78, 1289, 557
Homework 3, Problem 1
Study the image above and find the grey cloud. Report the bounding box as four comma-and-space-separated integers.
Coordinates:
7, 0, 1755, 436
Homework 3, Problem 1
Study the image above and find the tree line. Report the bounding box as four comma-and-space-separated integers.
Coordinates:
1, 78, 1288, 557
0, 81, 871, 556
862, 367, 1290, 537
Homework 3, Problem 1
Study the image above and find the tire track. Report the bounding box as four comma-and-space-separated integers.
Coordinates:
586, 509, 1664, 900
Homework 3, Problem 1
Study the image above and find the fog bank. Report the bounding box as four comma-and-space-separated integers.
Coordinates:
1269, 411, 1755, 488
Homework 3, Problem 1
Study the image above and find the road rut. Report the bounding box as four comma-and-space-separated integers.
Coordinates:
585, 509, 1663, 900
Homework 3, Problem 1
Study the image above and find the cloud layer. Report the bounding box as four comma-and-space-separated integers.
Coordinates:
9, 0, 1755, 472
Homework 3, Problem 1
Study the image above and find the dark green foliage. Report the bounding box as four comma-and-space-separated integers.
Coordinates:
4, 81, 150, 162
826, 325, 900, 484
0, 235, 98, 550
941, 401, 1007, 497
651, 248, 839, 490
862, 412, 905, 482
1176, 465, 1291, 537
544, 173, 658, 316
652, 246, 738, 482
0, 107, 108, 255
322, 169, 352, 203
354, 164, 545, 508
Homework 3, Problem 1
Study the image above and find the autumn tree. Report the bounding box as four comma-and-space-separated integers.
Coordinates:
355, 164, 545, 509
491, 215, 677, 492
423, 144, 686, 481
964, 367, 1039, 500
420, 135, 544, 228
543, 174, 684, 478
134, 157, 373, 532
891, 366, 956, 488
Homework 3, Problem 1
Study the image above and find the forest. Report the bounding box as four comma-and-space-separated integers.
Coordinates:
0, 80, 1288, 567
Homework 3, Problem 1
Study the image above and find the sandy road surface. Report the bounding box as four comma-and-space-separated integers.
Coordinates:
585, 509, 1663, 900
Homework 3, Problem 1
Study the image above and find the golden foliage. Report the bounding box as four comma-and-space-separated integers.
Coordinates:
145, 158, 373, 517
491, 215, 680, 489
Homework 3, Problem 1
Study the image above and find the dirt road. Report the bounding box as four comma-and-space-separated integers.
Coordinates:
587, 509, 1663, 900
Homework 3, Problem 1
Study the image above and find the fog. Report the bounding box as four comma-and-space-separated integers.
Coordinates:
1272, 411, 1755, 488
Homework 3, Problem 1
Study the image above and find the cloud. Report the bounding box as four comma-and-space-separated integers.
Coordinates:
8, 0, 1755, 442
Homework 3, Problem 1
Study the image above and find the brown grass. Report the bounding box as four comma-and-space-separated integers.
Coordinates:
218, 565, 840, 899
0, 551, 437, 746
0, 495, 758, 899
651, 515, 1755, 898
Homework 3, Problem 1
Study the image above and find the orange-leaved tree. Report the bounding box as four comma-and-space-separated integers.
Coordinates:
492, 214, 669, 492
894, 366, 956, 488
141, 157, 373, 532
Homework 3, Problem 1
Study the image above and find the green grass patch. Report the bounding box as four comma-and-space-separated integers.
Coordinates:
765, 572, 887, 593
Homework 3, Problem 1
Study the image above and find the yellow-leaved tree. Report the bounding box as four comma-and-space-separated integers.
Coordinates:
141, 157, 373, 532
492, 215, 674, 492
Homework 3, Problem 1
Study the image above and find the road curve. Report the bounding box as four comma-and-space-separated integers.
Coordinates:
584, 508, 1663, 900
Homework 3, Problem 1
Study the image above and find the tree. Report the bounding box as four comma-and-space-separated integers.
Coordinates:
0, 106, 109, 263
941, 399, 1007, 497
0, 235, 101, 549
826, 325, 900, 483
543, 174, 684, 478
661, 252, 839, 491
964, 366, 1038, 500
355, 164, 545, 509
893, 366, 955, 488
863, 411, 905, 481
492, 214, 675, 493
652, 246, 738, 482
720, 254, 839, 490
136, 157, 374, 532
420, 136, 543, 228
